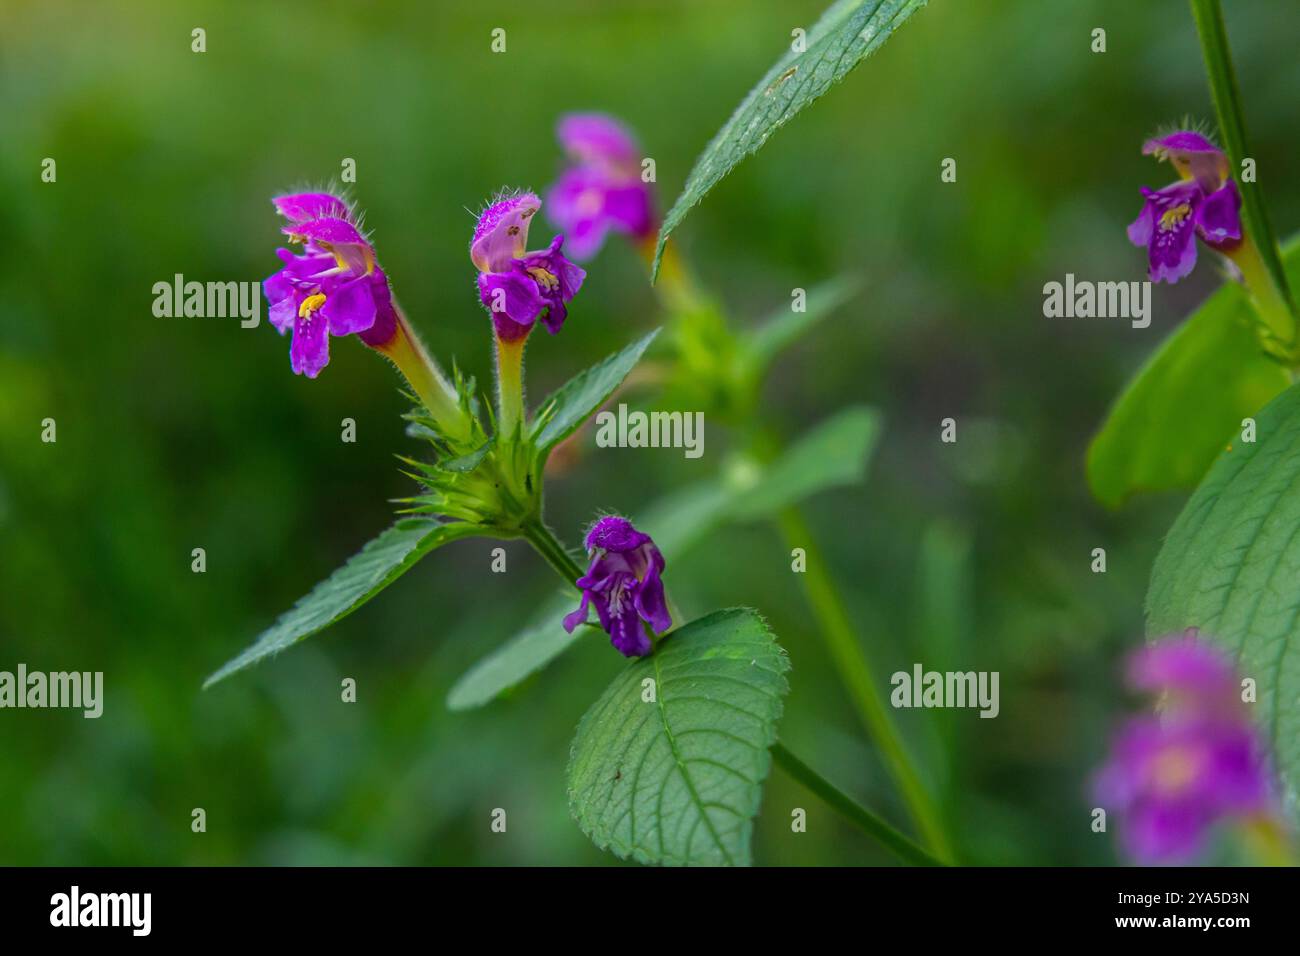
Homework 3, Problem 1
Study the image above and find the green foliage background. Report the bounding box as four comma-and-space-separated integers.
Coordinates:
1, 0, 1297, 865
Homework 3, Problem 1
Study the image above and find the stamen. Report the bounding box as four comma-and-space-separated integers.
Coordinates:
1158, 203, 1192, 231
299, 292, 327, 318
527, 266, 559, 291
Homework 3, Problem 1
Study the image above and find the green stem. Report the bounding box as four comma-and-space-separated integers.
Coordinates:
521, 519, 585, 590
495, 334, 527, 440
771, 741, 944, 867
776, 505, 954, 863
1190, 0, 1296, 336
378, 308, 472, 444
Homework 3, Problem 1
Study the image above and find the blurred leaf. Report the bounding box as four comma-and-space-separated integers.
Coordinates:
448, 407, 879, 708
568, 608, 790, 866
637, 477, 732, 557
531, 330, 659, 455
1146, 380, 1300, 793
1086, 239, 1300, 508
205, 519, 482, 688
652, 0, 928, 276
446, 591, 580, 711
743, 275, 863, 375
729, 405, 880, 519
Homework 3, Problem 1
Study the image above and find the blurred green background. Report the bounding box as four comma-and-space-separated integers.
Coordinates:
2, 0, 1297, 865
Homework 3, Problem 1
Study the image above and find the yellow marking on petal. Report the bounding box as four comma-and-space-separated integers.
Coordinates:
1159, 203, 1192, 232
1152, 745, 1203, 796
527, 266, 558, 291
299, 293, 327, 318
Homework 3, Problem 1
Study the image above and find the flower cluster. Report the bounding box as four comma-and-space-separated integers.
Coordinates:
546, 113, 657, 259
564, 516, 671, 657
1094, 631, 1277, 864
472, 191, 586, 341
263, 192, 397, 377
1128, 131, 1242, 284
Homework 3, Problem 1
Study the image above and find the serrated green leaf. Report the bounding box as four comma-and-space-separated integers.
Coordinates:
448, 407, 879, 709
531, 330, 659, 455
652, 0, 927, 276
446, 590, 582, 711
1087, 237, 1300, 508
205, 519, 482, 688
744, 275, 863, 374
729, 405, 880, 519
1146, 381, 1300, 796
568, 608, 790, 866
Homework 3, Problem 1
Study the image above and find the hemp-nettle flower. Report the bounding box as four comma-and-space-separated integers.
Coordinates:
1094, 633, 1275, 865
264, 192, 397, 377
1128, 131, 1242, 284
546, 113, 656, 259
472, 191, 586, 341
563, 515, 670, 658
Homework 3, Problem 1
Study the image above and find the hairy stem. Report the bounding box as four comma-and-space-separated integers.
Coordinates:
522, 519, 585, 590
771, 741, 945, 867
495, 335, 527, 440
377, 307, 471, 444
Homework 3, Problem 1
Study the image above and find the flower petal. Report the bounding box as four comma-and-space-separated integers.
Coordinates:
563, 590, 592, 633
557, 113, 641, 168
290, 311, 330, 378
471, 192, 541, 272
1142, 131, 1230, 192
634, 559, 672, 634
272, 192, 351, 223
1142, 183, 1201, 284
608, 606, 652, 657
320, 275, 377, 336
1195, 181, 1242, 248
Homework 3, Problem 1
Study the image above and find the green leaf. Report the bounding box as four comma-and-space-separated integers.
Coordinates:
728, 405, 880, 519
447, 407, 880, 709
1146, 381, 1300, 794
446, 591, 582, 711
531, 330, 659, 455
1087, 291, 1288, 508
567, 608, 790, 866
743, 275, 863, 374
1087, 238, 1300, 508
652, 0, 928, 277
205, 519, 481, 688
438, 437, 495, 473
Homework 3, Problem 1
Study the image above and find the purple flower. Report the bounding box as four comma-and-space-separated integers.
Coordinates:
546, 113, 656, 260
1128, 131, 1242, 284
1094, 634, 1276, 865
263, 192, 397, 378
563, 516, 671, 657
472, 191, 586, 341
